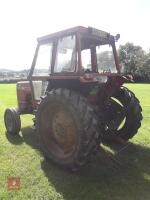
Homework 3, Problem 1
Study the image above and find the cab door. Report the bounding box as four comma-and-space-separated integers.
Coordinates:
31, 42, 53, 101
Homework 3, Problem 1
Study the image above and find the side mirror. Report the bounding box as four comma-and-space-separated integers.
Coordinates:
115, 34, 120, 41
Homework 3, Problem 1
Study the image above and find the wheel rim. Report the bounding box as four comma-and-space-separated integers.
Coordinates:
105, 97, 126, 133
5, 112, 14, 132
40, 104, 78, 159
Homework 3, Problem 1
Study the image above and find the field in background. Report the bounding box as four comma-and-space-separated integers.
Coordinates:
0, 84, 150, 200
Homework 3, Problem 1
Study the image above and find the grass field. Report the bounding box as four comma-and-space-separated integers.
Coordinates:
0, 84, 150, 200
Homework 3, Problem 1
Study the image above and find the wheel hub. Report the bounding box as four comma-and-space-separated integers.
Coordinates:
52, 110, 77, 153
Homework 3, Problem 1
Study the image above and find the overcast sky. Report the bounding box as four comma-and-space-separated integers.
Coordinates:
0, 0, 149, 70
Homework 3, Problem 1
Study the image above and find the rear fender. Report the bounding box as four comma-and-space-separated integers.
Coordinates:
105, 75, 133, 96
87, 75, 133, 105
98, 75, 133, 103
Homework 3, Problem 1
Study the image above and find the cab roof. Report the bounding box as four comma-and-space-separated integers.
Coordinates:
37, 26, 115, 44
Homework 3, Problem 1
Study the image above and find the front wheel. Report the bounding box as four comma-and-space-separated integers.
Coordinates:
103, 87, 143, 141
4, 108, 21, 135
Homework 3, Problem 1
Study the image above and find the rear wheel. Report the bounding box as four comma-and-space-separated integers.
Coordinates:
103, 87, 142, 141
36, 89, 100, 170
4, 108, 21, 135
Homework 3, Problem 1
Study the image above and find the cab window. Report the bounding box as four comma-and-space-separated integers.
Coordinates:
54, 35, 76, 72
33, 43, 52, 76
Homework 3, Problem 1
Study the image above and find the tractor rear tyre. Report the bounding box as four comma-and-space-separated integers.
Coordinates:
4, 108, 21, 135
36, 89, 100, 171
104, 87, 142, 141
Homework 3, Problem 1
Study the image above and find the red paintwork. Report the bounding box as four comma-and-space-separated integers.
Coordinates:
17, 81, 33, 113
87, 75, 133, 105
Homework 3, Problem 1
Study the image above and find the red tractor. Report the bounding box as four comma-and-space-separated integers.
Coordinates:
4, 26, 142, 170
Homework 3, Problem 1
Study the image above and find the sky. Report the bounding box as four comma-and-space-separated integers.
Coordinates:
0, 0, 149, 70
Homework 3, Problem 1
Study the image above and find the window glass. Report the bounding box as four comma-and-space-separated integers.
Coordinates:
96, 45, 117, 73
54, 35, 75, 72
33, 43, 52, 76
81, 49, 91, 71
33, 81, 48, 100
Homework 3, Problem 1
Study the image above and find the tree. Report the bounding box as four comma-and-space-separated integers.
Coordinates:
97, 51, 116, 72
136, 53, 150, 82
119, 43, 150, 82
119, 43, 145, 74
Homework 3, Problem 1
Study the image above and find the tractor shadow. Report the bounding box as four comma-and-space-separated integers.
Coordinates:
5, 126, 38, 148
6, 126, 150, 200
40, 143, 150, 200
5, 131, 24, 145
21, 126, 39, 149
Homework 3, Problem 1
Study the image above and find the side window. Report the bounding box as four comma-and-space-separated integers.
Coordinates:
54, 35, 76, 72
33, 43, 52, 76
96, 45, 117, 73
81, 49, 91, 71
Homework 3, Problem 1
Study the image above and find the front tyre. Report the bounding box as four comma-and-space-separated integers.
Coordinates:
4, 108, 21, 135
36, 89, 100, 171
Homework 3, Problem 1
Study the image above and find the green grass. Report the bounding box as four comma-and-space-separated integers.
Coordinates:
0, 83, 150, 200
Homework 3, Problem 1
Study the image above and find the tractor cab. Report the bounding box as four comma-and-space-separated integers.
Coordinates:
16, 26, 123, 114
30, 26, 120, 77
24, 26, 121, 111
